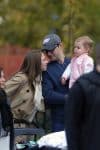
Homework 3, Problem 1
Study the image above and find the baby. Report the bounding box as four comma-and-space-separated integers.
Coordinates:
61, 36, 94, 88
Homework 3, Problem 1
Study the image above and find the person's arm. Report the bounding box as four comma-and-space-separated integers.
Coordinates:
65, 81, 84, 150
42, 71, 66, 105
61, 63, 71, 85
4, 72, 25, 98
62, 63, 71, 79
83, 57, 94, 73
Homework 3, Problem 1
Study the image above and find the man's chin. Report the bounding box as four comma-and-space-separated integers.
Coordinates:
42, 68, 46, 71
50, 57, 56, 61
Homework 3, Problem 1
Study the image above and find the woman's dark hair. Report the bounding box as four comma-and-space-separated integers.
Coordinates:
19, 50, 41, 85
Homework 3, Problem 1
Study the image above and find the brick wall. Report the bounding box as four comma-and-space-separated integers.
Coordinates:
0, 55, 25, 79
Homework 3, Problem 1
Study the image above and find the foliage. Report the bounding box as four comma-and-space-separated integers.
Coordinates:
0, 0, 100, 54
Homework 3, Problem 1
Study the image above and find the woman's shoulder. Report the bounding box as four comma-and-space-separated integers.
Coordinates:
6, 72, 28, 83
15, 72, 27, 79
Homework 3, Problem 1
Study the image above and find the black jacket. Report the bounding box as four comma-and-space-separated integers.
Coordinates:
65, 70, 100, 150
0, 88, 14, 150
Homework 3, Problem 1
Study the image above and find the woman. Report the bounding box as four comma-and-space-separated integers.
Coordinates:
4, 50, 49, 124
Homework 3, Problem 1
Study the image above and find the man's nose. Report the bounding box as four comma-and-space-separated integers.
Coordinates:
47, 52, 53, 55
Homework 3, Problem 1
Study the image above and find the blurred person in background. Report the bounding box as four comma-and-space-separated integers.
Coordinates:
65, 44, 100, 150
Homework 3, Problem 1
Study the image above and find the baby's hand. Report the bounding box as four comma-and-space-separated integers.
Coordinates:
61, 77, 67, 85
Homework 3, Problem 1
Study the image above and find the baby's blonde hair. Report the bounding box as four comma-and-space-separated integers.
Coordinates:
75, 36, 94, 52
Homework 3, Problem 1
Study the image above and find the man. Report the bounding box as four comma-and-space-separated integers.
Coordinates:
41, 33, 70, 132
65, 44, 100, 150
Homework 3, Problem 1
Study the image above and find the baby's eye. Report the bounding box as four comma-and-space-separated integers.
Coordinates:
77, 46, 80, 49
74, 46, 80, 49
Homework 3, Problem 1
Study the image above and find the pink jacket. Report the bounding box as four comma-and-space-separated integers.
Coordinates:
62, 53, 94, 88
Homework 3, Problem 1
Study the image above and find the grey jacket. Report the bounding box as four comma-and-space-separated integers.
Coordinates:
4, 72, 35, 122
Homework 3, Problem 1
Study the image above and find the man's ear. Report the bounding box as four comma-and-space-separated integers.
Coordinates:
59, 42, 64, 50
59, 42, 62, 47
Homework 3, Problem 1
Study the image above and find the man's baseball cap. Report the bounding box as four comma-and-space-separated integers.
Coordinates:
41, 33, 61, 51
